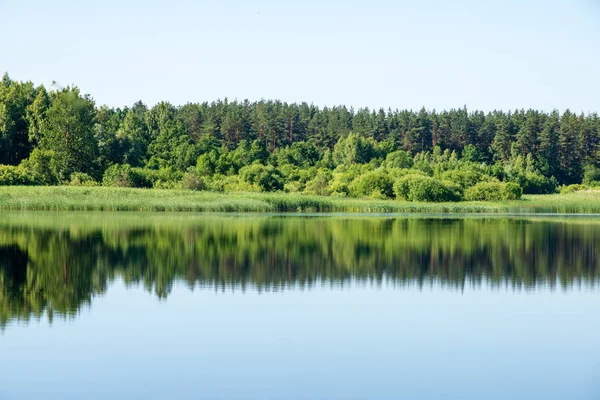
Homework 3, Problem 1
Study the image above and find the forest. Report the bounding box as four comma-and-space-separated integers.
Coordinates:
2, 73, 600, 201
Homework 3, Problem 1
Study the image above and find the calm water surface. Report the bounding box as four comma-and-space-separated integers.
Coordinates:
0, 212, 599, 399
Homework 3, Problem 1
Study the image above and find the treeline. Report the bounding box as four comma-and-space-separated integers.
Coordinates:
1, 73, 600, 201
1, 217, 599, 327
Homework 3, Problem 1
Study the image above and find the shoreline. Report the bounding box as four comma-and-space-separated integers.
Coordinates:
1, 186, 599, 213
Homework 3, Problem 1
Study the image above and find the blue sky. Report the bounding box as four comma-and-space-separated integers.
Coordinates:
2, 0, 599, 111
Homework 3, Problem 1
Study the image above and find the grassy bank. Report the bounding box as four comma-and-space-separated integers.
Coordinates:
0, 186, 599, 213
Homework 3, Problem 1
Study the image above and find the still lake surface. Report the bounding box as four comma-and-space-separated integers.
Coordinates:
0, 212, 599, 399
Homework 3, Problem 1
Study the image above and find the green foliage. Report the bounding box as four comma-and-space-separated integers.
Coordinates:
503, 155, 557, 194
102, 164, 134, 187
181, 173, 207, 191
333, 133, 376, 165
102, 164, 179, 188
394, 174, 459, 202
38, 87, 98, 179
239, 163, 284, 192
412, 153, 435, 176
0, 164, 38, 185
196, 150, 220, 177
20, 148, 62, 185
1, 73, 600, 203
348, 170, 394, 198
560, 184, 586, 194
0, 77, 36, 165
275, 141, 321, 168
461, 144, 485, 162
509, 172, 557, 194
439, 167, 487, 189
328, 164, 366, 196
383, 150, 413, 169
583, 165, 600, 187
69, 172, 98, 186
303, 169, 332, 196
464, 181, 522, 201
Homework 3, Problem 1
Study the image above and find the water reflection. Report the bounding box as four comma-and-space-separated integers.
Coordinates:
1, 213, 599, 327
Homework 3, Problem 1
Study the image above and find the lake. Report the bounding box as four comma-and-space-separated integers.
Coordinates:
0, 212, 599, 399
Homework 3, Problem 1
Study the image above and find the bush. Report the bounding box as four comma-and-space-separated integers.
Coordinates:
393, 174, 459, 202
181, 173, 207, 191
328, 164, 366, 196
103, 164, 131, 187
213, 175, 257, 192
103, 164, 183, 188
69, 172, 98, 186
102, 164, 148, 187
439, 168, 488, 189
442, 180, 465, 201
519, 172, 557, 194
464, 181, 522, 201
303, 170, 332, 196
239, 163, 284, 192
21, 148, 62, 185
153, 180, 179, 190
369, 189, 388, 200
284, 181, 303, 193
560, 184, 586, 194
0, 165, 38, 186
348, 170, 394, 198
504, 182, 523, 200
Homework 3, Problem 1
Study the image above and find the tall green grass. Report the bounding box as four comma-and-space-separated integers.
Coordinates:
0, 186, 599, 213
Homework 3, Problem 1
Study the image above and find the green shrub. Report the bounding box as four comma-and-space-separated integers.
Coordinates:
0, 165, 38, 186
278, 164, 302, 182
153, 180, 179, 189
393, 174, 458, 202
560, 184, 586, 194
181, 173, 207, 191
520, 173, 557, 194
127, 168, 153, 188
239, 163, 284, 192
103, 164, 129, 187
328, 164, 363, 195
284, 181, 303, 193
369, 189, 388, 200
214, 175, 258, 192
439, 168, 488, 189
69, 172, 98, 186
348, 170, 394, 198
442, 180, 465, 201
503, 182, 523, 200
20, 148, 62, 185
464, 181, 522, 201
102, 164, 135, 187
103, 164, 182, 188
303, 170, 332, 196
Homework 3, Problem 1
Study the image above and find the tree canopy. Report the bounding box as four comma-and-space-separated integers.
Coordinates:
1, 73, 599, 198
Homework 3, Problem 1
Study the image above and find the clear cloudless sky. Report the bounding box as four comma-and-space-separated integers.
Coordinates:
2, 0, 599, 112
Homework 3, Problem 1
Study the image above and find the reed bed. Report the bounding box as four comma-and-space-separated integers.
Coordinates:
0, 186, 599, 213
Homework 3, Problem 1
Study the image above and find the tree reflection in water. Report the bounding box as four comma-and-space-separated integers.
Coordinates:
1, 214, 599, 328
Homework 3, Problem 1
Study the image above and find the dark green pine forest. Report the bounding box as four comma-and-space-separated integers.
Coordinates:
1, 73, 600, 201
